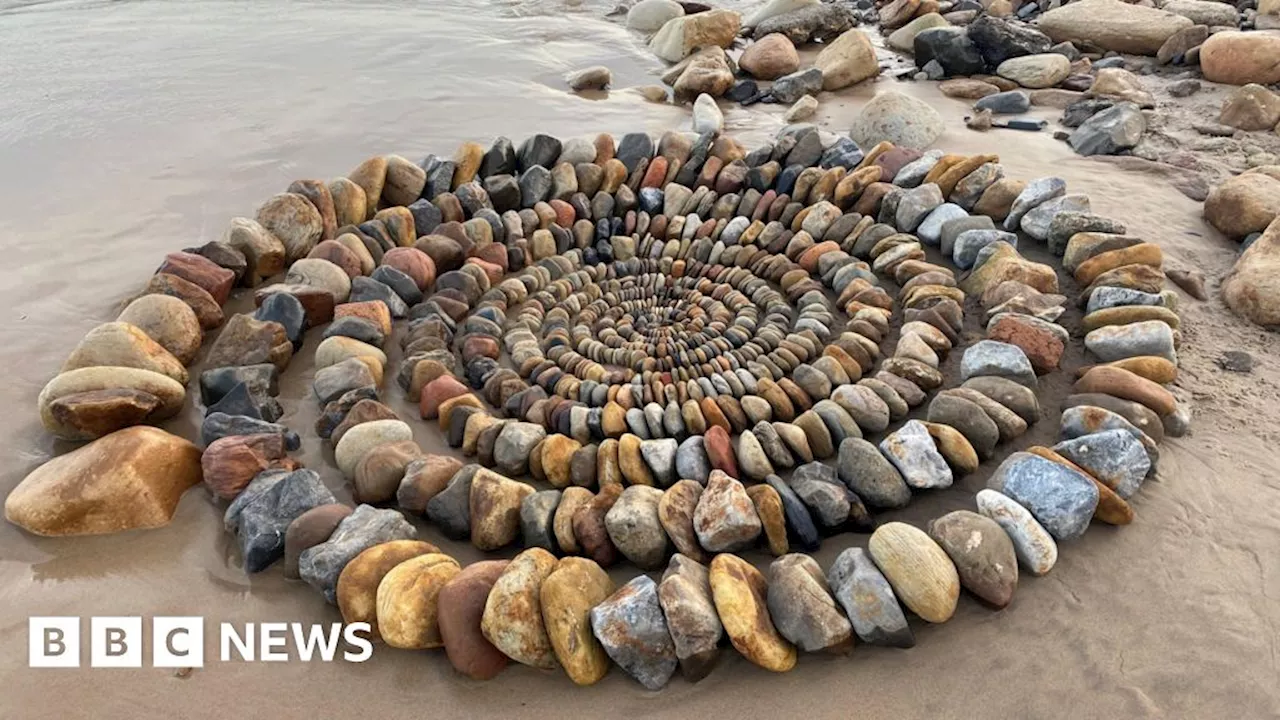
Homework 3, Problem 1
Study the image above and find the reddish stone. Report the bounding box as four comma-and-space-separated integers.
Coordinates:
874, 147, 923, 183
699, 396, 731, 434
549, 199, 576, 228
470, 242, 508, 271
462, 335, 500, 363
156, 252, 235, 305
334, 300, 391, 336
143, 273, 225, 330
307, 240, 363, 278
201, 434, 296, 500
420, 375, 470, 418
798, 241, 840, 274
854, 182, 896, 216
283, 504, 351, 579
437, 560, 510, 680
397, 455, 464, 513
382, 247, 437, 290
465, 257, 504, 287
254, 283, 335, 327
703, 425, 739, 479
641, 156, 669, 189
414, 235, 464, 273
987, 314, 1065, 374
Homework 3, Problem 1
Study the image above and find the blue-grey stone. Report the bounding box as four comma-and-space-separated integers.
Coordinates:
1085, 286, 1167, 314
769, 67, 824, 104
879, 419, 953, 490
1053, 429, 1151, 498
520, 489, 562, 552
837, 436, 911, 508
677, 436, 711, 484
642, 438, 679, 487
975, 90, 1031, 114
254, 292, 306, 350
916, 202, 969, 246
960, 340, 1037, 388
988, 452, 1099, 541
226, 469, 335, 573
371, 265, 423, 305
1084, 320, 1176, 363
895, 183, 945, 232
893, 149, 944, 188
201, 412, 300, 451
953, 228, 1019, 269
425, 464, 480, 540
625, 407, 651, 439
591, 576, 677, 690
1060, 406, 1159, 470
1020, 193, 1090, 241
826, 547, 914, 648
1003, 176, 1066, 231
324, 316, 386, 347
298, 504, 417, 603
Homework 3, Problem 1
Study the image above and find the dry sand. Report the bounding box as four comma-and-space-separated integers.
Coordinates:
1, 1, 1278, 718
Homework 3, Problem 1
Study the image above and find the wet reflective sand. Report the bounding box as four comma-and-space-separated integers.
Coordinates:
2, 2, 1279, 718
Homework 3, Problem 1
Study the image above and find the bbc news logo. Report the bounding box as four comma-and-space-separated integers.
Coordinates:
29, 617, 373, 668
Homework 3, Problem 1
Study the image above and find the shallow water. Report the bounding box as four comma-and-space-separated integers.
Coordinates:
2, 2, 1279, 718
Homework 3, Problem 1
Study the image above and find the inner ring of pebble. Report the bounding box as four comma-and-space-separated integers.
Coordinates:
10, 122, 1186, 690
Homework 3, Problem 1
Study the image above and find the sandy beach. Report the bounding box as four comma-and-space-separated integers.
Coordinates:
1, 1, 1278, 717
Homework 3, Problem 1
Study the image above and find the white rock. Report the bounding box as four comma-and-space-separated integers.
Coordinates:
745, 0, 819, 28
692, 94, 725, 136
628, 0, 685, 32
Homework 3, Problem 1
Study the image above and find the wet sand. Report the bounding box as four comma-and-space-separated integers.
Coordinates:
2, 1, 1279, 718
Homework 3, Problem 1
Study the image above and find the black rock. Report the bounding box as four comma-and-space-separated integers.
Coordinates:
966, 14, 1051, 68
1061, 98, 1115, 128
201, 412, 301, 451
323, 315, 386, 347
185, 240, 248, 284
639, 187, 664, 214
517, 133, 563, 172
768, 67, 823, 104
766, 475, 821, 550
616, 132, 655, 173
455, 182, 493, 216
425, 464, 478, 539
915, 27, 985, 77
1067, 102, 1146, 157
370, 265, 423, 305
350, 276, 408, 318
1217, 350, 1253, 373
226, 469, 335, 573
206, 381, 284, 423
520, 489, 561, 552
424, 160, 456, 201
975, 90, 1031, 114
726, 79, 759, 103
200, 364, 279, 406
466, 357, 500, 389
480, 136, 517, 177
745, 143, 775, 167
254, 291, 306, 350
775, 165, 803, 196
820, 137, 864, 168
1094, 56, 1126, 69
315, 386, 380, 439
785, 130, 823, 168
407, 198, 443, 235
519, 165, 553, 207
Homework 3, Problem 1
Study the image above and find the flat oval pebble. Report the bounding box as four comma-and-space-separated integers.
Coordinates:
709, 553, 797, 673
867, 522, 960, 624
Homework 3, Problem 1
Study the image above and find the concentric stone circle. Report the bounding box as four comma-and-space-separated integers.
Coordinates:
7, 121, 1188, 690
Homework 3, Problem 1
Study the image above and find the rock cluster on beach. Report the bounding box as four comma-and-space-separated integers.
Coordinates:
5, 8, 1193, 684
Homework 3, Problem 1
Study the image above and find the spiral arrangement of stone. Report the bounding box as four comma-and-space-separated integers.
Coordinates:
9, 118, 1189, 691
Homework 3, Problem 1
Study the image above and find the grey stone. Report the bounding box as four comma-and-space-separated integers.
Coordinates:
960, 340, 1037, 388
975, 90, 1031, 114
1020, 193, 1090, 241
893, 149, 944, 188
953, 229, 1018, 269
770, 68, 825, 104
767, 554, 852, 653
1003, 176, 1066, 231
916, 203, 969, 246
837, 437, 911, 508
493, 422, 547, 477
826, 547, 914, 648
425, 465, 480, 540
1068, 102, 1145, 157
298, 504, 417, 603
1053, 429, 1151, 498
657, 555, 723, 682
226, 469, 335, 573
605, 486, 670, 569
677, 435, 712, 484
1085, 286, 1166, 314
879, 420, 953, 489
520, 489, 561, 552
201, 412, 300, 451
988, 452, 1099, 541
591, 576, 678, 690
641, 438, 679, 487
1047, 212, 1126, 255
1084, 320, 1176, 363
896, 183, 945, 232
312, 357, 376, 404
349, 276, 408, 318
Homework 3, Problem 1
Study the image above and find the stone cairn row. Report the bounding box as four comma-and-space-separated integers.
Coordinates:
10, 124, 1186, 689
